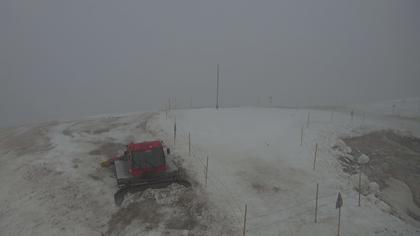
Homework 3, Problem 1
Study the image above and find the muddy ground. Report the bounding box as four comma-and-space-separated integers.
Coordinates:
340, 130, 420, 224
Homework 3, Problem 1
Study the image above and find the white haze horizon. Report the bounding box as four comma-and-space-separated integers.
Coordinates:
1, 0, 420, 128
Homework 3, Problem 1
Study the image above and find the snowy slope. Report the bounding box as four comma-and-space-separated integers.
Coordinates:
149, 107, 420, 236
1, 106, 419, 235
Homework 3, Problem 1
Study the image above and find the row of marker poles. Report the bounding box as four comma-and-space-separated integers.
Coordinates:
311, 141, 345, 236
305, 109, 362, 127
303, 109, 366, 236
167, 96, 194, 112
182, 108, 359, 236
308, 109, 341, 236
303, 109, 366, 139
182, 114, 350, 236
168, 98, 367, 128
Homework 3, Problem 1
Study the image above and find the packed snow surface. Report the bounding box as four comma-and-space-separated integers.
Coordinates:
150, 107, 420, 235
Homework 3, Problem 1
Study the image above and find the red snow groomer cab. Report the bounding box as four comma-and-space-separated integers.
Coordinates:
101, 140, 189, 205
124, 141, 168, 177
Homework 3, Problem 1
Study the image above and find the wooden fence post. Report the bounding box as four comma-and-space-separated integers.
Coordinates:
338, 207, 341, 236
174, 117, 176, 146
205, 156, 209, 188
358, 171, 362, 207
336, 193, 343, 236
243, 204, 248, 236
315, 183, 319, 223
188, 132, 191, 156
313, 143, 318, 170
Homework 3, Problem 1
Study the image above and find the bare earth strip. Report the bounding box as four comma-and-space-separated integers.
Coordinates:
342, 130, 420, 227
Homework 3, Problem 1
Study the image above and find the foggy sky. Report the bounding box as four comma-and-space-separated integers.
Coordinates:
1, 0, 420, 127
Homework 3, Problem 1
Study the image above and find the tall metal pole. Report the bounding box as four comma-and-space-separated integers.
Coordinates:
216, 64, 219, 110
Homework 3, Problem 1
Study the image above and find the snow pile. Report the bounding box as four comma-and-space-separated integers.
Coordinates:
369, 182, 380, 195
111, 184, 213, 236
357, 154, 370, 164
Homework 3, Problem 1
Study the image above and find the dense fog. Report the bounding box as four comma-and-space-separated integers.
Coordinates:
1, 0, 419, 127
